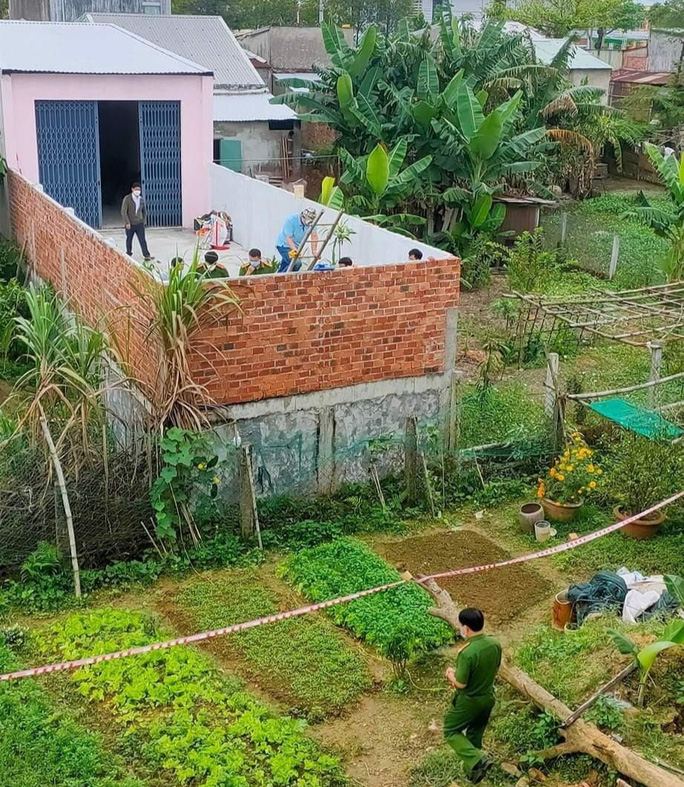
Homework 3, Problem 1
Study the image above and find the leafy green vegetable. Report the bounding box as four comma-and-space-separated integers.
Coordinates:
0, 639, 144, 787
176, 571, 371, 721
35, 609, 345, 787
279, 539, 452, 664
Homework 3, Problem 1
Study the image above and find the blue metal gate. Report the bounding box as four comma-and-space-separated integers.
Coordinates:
35, 100, 102, 229
139, 101, 182, 227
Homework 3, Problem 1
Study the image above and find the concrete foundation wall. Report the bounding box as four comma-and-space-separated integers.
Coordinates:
212, 370, 455, 497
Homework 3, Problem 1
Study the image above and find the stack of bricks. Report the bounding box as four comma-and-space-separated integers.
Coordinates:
191, 259, 460, 405
8, 171, 460, 408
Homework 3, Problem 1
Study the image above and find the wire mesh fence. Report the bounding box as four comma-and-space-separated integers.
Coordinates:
0, 434, 155, 572
0, 393, 555, 576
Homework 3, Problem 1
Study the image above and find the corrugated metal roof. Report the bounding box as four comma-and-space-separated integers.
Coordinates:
533, 38, 612, 70
0, 21, 211, 75
84, 13, 263, 90
214, 92, 298, 122
611, 69, 671, 85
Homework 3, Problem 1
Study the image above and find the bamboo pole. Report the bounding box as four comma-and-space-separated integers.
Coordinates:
40, 415, 81, 599
566, 371, 684, 401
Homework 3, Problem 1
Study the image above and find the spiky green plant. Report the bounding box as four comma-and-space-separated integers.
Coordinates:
130, 247, 240, 430
8, 287, 108, 455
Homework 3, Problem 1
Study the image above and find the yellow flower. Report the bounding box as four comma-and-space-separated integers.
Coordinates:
197, 463, 206, 470
579, 487, 585, 494
587, 464, 595, 473
596, 468, 603, 475
556, 473, 565, 481
213, 475, 221, 485
566, 465, 574, 472
589, 480, 597, 489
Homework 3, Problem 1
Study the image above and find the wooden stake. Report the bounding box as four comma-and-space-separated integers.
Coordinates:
448, 375, 461, 455
404, 416, 418, 503
560, 211, 568, 244
648, 340, 664, 409
40, 415, 81, 598
239, 445, 260, 543
609, 235, 620, 279
561, 663, 637, 727
545, 353, 560, 417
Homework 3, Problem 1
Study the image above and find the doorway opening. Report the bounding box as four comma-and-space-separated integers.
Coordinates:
98, 101, 140, 228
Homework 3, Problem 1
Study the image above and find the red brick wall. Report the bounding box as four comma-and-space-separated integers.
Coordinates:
9, 171, 460, 408
7, 171, 157, 389
191, 259, 460, 405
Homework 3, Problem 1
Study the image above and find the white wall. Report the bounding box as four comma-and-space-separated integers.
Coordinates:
211, 163, 448, 266
569, 69, 611, 103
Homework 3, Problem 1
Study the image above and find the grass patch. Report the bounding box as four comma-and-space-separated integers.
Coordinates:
408, 749, 462, 787
279, 538, 452, 664
33, 608, 345, 787
542, 197, 668, 289
459, 381, 547, 449
0, 638, 145, 787
174, 570, 372, 722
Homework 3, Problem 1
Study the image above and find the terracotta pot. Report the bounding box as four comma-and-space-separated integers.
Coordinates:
518, 502, 545, 533
542, 498, 583, 522
614, 506, 666, 540
552, 590, 573, 631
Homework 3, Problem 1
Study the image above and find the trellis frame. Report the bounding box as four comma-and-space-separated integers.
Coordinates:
508, 280, 684, 348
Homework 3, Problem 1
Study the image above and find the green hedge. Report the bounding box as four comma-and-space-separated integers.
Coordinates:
279, 538, 452, 662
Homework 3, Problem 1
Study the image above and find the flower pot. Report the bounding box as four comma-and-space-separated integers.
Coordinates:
518, 502, 545, 533
542, 498, 583, 522
614, 506, 666, 540
552, 590, 573, 631
534, 521, 557, 543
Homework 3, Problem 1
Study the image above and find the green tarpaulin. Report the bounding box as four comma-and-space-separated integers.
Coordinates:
588, 398, 683, 440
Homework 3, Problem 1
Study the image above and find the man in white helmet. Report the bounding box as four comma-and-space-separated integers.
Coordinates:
275, 208, 318, 272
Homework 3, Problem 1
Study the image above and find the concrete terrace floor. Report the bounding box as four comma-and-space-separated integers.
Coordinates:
100, 226, 251, 278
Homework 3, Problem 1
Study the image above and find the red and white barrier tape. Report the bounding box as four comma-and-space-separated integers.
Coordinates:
1, 492, 682, 683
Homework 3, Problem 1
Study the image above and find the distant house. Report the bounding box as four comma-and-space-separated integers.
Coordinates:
533, 39, 613, 101
9, 0, 170, 21
237, 26, 356, 80
84, 14, 300, 180
0, 21, 213, 229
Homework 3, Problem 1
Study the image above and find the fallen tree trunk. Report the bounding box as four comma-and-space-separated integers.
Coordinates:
420, 577, 684, 787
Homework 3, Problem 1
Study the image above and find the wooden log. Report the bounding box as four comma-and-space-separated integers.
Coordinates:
421, 578, 684, 787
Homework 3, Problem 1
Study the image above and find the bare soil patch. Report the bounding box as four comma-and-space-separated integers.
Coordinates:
373, 529, 555, 626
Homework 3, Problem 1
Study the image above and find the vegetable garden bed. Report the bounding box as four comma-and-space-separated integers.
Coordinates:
32, 609, 346, 787
170, 568, 372, 722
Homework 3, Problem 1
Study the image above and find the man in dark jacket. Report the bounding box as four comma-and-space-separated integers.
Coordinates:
121, 183, 152, 261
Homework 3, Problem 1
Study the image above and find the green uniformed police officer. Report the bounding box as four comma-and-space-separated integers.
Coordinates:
444, 607, 502, 784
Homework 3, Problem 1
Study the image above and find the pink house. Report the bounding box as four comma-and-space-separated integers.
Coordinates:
0, 21, 214, 228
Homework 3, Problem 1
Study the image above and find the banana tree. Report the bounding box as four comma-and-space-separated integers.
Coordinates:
626, 143, 684, 281
433, 83, 550, 252
609, 617, 684, 706
339, 140, 432, 234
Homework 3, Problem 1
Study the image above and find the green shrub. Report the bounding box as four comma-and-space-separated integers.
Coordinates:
0, 640, 145, 787
0, 238, 22, 282
35, 608, 345, 787
176, 572, 371, 721
279, 538, 452, 666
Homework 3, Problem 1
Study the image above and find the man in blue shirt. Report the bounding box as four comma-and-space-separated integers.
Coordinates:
276, 209, 318, 272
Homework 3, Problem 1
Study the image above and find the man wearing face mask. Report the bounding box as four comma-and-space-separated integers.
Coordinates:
443, 608, 501, 783
121, 182, 152, 262
275, 208, 318, 273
